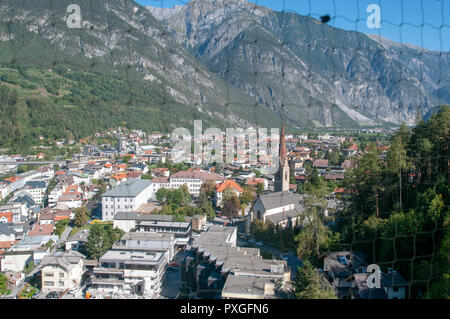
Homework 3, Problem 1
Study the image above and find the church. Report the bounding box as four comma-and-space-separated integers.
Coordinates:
250, 122, 305, 229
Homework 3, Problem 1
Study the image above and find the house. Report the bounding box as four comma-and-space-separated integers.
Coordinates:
348, 269, 409, 299
381, 269, 409, 299
91, 232, 175, 297
65, 229, 90, 251
245, 178, 269, 191
2, 270, 25, 291
39, 250, 86, 292
0, 224, 17, 253
215, 180, 243, 207
0, 212, 13, 224
323, 251, 368, 299
24, 180, 47, 205
313, 159, 329, 169
251, 192, 305, 229
101, 179, 153, 221
27, 223, 54, 237
0, 249, 33, 272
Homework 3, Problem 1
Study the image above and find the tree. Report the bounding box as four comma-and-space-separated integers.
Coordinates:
155, 188, 168, 203
200, 180, 216, 199
85, 224, 124, 260
74, 207, 89, 227
256, 183, 264, 196
239, 189, 255, 205
386, 129, 408, 211
221, 193, 241, 219
294, 260, 337, 299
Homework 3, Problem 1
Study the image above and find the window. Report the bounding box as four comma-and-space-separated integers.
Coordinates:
59, 281, 65, 287
44, 281, 54, 286
59, 272, 65, 277
45, 272, 54, 277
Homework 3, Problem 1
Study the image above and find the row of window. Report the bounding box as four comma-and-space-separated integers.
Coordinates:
104, 197, 134, 202
44, 281, 65, 287
44, 272, 65, 278
104, 205, 132, 209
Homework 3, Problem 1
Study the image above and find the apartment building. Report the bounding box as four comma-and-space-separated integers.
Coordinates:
91, 232, 175, 297
149, 170, 225, 198
101, 179, 152, 221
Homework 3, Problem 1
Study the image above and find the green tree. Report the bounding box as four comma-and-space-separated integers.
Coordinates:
294, 260, 337, 299
221, 193, 241, 219
74, 207, 89, 227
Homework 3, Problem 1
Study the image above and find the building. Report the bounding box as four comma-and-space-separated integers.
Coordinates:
274, 122, 289, 193
251, 192, 305, 228
323, 251, 368, 299
24, 180, 47, 205
149, 170, 225, 198
249, 122, 306, 229
215, 180, 243, 207
39, 250, 86, 292
91, 232, 175, 297
65, 229, 90, 251
101, 179, 152, 221
181, 226, 290, 299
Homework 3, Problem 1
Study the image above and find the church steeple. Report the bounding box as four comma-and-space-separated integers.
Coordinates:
279, 121, 287, 166
275, 120, 289, 192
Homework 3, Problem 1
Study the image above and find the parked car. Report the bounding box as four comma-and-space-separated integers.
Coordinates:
168, 262, 179, 267
69, 287, 79, 295
256, 241, 264, 246
46, 291, 59, 299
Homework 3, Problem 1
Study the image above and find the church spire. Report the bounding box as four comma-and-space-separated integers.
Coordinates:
279, 120, 287, 165
275, 120, 289, 192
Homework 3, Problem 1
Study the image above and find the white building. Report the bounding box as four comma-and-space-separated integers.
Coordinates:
149, 170, 225, 199
48, 187, 63, 208
24, 180, 47, 205
91, 232, 175, 297
101, 179, 152, 221
40, 250, 86, 292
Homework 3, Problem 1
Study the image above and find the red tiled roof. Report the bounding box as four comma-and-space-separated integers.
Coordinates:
216, 180, 243, 193
28, 223, 54, 236
0, 212, 13, 223
313, 159, 329, 167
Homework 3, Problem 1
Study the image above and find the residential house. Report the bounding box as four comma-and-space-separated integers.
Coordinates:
323, 251, 368, 299
40, 250, 86, 292
215, 180, 243, 207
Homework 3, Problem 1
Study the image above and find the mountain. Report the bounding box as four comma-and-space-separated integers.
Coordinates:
0, 0, 448, 151
0, 0, 281, 150
147, 0, 450, 127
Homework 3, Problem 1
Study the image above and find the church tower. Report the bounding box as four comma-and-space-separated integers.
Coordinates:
275, 121, 290, 192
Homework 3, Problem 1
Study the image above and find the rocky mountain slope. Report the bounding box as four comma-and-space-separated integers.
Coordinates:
148, 0, 450, 126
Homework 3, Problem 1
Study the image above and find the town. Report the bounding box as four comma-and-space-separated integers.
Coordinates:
1, 120, 428, 300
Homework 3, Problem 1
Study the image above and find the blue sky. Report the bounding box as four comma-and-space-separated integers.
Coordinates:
138, 0, 449, 51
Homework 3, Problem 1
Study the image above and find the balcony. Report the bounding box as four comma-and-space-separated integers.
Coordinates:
93, 268, 124, 275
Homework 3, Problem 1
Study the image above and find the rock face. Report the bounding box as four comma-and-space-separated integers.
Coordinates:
0, 0, 280, 129
0, 0, 448, 130
148, 0, 450, 127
